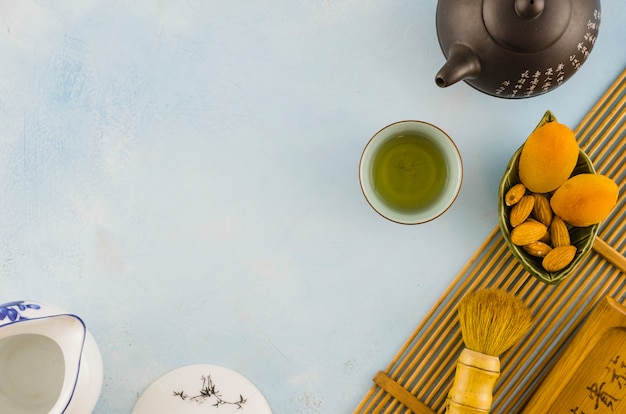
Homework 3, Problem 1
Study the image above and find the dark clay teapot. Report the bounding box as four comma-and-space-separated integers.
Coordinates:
435, 0, 601, 98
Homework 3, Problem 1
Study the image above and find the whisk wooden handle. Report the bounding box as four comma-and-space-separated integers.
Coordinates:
446, 348, 501, 414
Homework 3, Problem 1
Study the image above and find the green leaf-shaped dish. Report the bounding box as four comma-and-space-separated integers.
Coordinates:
498, 110, 599, 284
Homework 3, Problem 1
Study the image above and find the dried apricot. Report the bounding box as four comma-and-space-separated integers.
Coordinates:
518, 122, 579, 193
550, 173, 618, 227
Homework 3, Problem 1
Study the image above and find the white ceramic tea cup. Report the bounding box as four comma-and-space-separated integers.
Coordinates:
359, 120, 463, 224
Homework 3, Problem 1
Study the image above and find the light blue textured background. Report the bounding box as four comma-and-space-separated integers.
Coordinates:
0, 1, 624, 412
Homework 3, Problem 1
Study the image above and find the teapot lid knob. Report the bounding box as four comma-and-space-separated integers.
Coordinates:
515, 0, 544, 18
483, 0, 572, 52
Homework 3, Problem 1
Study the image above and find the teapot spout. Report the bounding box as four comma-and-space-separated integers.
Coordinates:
435, 43, 481, 88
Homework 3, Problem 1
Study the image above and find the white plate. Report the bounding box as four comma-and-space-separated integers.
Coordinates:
132, 364, 272, 414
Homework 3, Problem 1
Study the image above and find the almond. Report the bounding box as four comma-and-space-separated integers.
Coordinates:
542, 245, 576, 272
505, 183, 527, 206
532, 193, 553, 227
510, 195, 535, 227
523, 241, 552, 258
526, 219, 551, 243
550, 216, 571, 247
511, 220, 548, 246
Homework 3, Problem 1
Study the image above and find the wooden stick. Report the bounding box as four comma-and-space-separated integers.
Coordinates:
373, 371, 436, 414
593, 236, 626, 273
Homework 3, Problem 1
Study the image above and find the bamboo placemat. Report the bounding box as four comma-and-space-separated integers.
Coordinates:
354, 68, 626, 414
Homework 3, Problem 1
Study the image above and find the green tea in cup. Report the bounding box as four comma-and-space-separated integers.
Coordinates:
359, 121, 463, 224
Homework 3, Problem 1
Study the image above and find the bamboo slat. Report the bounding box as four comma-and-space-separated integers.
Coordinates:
354, 68, 626, 414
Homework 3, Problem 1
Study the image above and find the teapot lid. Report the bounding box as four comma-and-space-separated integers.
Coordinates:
483, 0, 572, 53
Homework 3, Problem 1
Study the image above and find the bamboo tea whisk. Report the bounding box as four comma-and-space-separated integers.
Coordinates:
446, 289, 533, 414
